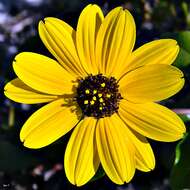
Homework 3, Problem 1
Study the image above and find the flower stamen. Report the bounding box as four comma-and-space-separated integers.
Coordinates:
76, 74, 122, 118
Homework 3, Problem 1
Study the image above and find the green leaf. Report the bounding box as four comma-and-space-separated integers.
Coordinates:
178, 114, 190, 123
0, 141, 39, 172
170, 133, 190, 190
175, 48, 190, 68
163, 31, 190, 68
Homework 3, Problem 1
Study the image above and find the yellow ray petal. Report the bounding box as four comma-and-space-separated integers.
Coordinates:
121, 39, 179, 75
119, 64, 184, 103
96, 7, 136, 78
122, 126, 155, 172
4, 78, 58, 104
109, 114, 155, 171
20, 99, 81, 148
135, 139, 155, 172
38, 18, 87, 77
118, 99, 186, 142
96, 114, 135, 184
64, 117, 99, 186
13, 52, 76, 95
76, 4, 104, 74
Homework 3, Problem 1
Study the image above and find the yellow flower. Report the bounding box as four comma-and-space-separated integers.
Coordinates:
4, 4, 186, 186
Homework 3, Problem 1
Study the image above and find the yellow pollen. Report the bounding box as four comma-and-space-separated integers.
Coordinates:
106, 94, 111, 98
98, 93, 102, 97
101, 83, 105, 87
85, 89, 90, 94
93, 96, 97, 101
99, 98, 104, 103
84, 100, 88, 104
93, 90, 97, 94
90, 100, 95, 105
99, 107, 103, 110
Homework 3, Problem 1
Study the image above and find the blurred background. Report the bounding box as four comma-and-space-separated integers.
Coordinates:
1, 0, 190, 189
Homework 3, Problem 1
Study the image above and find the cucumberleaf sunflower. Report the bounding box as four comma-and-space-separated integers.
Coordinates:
4, 4, 186, 186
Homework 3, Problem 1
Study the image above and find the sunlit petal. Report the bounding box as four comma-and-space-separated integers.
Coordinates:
20, 99, 81, 148
76, 4, 104, 74
96, 114, 135, 184
13, 52, 75, 95
119, 99, 186, 142
121, 39, 179, 75
65, 117, 99, 186
96, 7, 135, 78
119, 64, 184, 102
4, 78, 58, 104
39, 18, 87, 77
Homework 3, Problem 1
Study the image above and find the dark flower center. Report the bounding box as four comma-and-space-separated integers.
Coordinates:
76, 74, 122, 118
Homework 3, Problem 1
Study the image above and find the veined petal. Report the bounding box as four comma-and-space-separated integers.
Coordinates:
76, 4, 104, 74
4, 78, 58, 104
96, 7, 136, 78
20, 99, 81, 148
118, 99, 186, 142
96, 114, 135, 184
13, 52, 75, 95
119, 64, 184, 103
122, 125, 155, 172
121, 39, 179, 75
39, 18, 87, 77
64, 117, 99, 186
135, 137, 155, 172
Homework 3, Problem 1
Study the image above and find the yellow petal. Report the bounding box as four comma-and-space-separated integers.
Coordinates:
38, 18, 87, 77
76, 4, 104, 74
96, 114, 135, 184
4, 78, 58, 104
13, 52, 75, 95
108, 114, 155, 171
119, 64, 184, 102
118, 99, 186, 142
121, 39, 179, 75
20, 99, 81, 148
123, 126, 155, 172
96, 7, 136, 78
64, 117, 99, 186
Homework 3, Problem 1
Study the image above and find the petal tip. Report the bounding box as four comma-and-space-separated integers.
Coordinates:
165, 38, 178, 45
175, 44, 180, 56
4, 83, 8, 91
149, 162, 156, 171
3, 91, 10, 100
38, 20, 45, 30
20, 131, 25, 142
43, 17, 58, 25
23, 140, 36, 149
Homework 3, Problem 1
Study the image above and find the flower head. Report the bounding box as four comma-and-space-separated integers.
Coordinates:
4, 4, 186, 186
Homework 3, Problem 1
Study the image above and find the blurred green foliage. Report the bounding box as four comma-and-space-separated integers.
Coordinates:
170, 132, 190, 190
163, 31, 190, 68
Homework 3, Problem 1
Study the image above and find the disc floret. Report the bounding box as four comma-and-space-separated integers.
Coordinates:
76, 74, 122, 118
